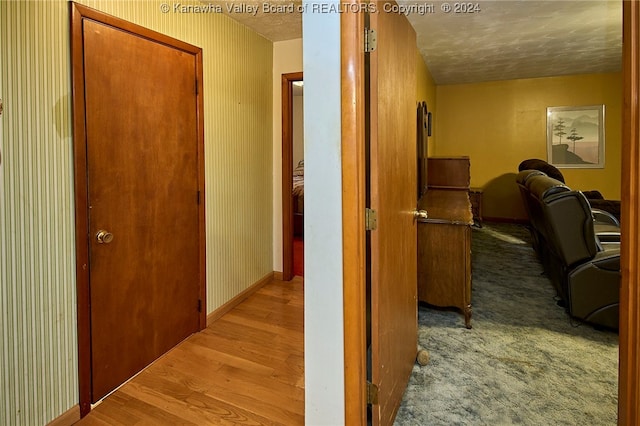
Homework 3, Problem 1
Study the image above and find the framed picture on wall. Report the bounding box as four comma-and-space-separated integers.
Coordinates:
546, 105, 605, 168
417, 101, 428, 197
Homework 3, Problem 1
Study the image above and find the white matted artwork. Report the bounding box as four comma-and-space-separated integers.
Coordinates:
546, 105, 605, 168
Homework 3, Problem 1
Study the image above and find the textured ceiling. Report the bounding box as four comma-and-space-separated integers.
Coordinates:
207, 0, 302, 40
211, 0, 622, 85
403, 0, 622, 84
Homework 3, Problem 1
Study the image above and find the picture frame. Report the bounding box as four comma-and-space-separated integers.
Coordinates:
546, 105, 605, 168
417, 101, 428, 197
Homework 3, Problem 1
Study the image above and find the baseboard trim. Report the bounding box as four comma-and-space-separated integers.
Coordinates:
47, 405, 80, 426
206, 272, 274, 327
273, 271, 284, 281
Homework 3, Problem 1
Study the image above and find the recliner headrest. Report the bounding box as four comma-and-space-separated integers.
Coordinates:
518, 158, 565, 183
516, 169, 546, 187
527, 174, 570, 201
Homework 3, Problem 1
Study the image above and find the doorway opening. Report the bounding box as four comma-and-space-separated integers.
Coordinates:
282, 72, 304, 280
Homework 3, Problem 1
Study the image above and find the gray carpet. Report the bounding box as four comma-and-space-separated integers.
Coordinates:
395, 222, 619, 425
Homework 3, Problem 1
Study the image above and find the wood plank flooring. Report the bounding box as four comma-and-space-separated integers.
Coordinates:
76, 277, 304, 425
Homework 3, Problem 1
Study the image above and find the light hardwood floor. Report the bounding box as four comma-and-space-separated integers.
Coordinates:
76, 277, 304, 425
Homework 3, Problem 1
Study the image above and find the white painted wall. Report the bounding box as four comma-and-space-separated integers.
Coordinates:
303, 2, 345, 424
272, 38, 303, 272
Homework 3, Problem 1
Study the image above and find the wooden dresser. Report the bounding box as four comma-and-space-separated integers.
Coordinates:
418, 157, 474, 328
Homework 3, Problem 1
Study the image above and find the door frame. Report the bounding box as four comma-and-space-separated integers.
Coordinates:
70, 2, 206, 416
282, 72, 303, 282
619, 1, 640, 423
341, 4, 368, 424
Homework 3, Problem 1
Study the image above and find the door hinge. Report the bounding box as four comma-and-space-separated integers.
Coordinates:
197, 190, 201, 205
198, 299, 202, 312
367, 381, 379, 405
364, 28, 377, 53
365, 208, 377, 231
195, 79, 199, 95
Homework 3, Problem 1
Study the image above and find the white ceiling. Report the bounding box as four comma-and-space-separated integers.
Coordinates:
212, 0, 622, 85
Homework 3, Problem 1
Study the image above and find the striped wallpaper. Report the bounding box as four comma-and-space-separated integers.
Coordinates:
0, 1, 274, 424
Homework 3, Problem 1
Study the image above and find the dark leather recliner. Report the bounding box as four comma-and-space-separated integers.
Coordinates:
516, 170, 620, 330
540, 188, 620, 330
518, 158, 621, 221
516, 170, 569, 266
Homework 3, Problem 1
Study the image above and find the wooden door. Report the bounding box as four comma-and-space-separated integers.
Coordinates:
71, 4, 205, 409
368, 8, 418, 426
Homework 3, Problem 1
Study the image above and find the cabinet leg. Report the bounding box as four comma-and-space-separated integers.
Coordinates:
416, 346, 430, 366
464, 305, 472, 329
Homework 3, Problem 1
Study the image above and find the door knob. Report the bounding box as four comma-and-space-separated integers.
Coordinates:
413, 210, 428, 222
96, 230, 114, 244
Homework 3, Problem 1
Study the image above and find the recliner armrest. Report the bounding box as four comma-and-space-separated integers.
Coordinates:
592, 208, 620, 227
594, 222, 621, 248
592, 249, 621, 272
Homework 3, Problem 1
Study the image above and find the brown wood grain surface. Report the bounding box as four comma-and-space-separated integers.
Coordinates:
341, 4, 368, 424
427, 157, 471, 189
620, 1, 640, 423
82, 18, 201, 402
417, 223, 471, 314
368, 6, 418, 426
